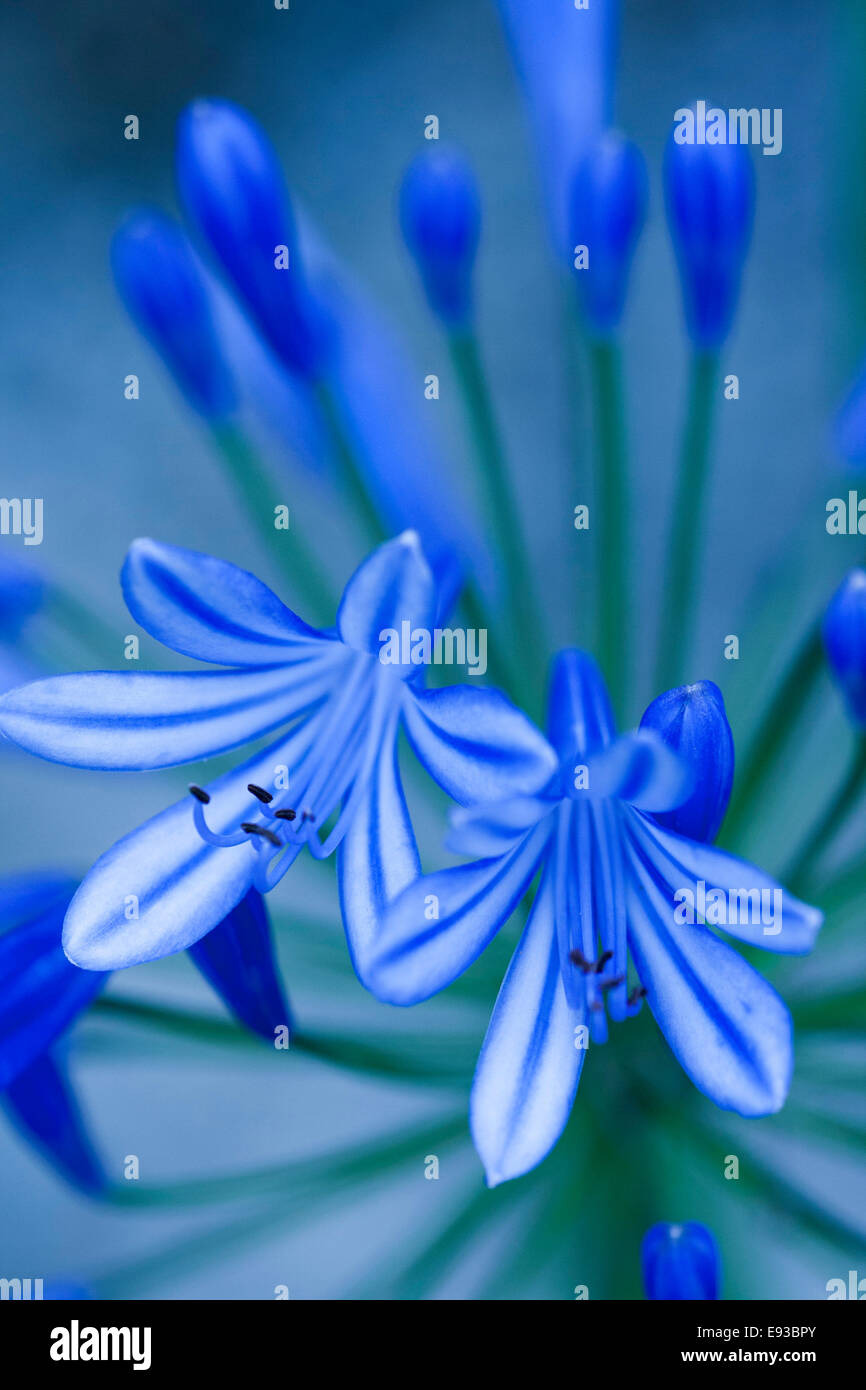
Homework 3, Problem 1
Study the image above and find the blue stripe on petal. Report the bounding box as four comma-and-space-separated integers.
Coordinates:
338, 728, 421, 985
337, 532, 437, 656
404, 685, 557, 806
2, 1052, 106, 1195
626, 832, 793, 1116
446, 795, 555, 859
188, 889, 291, 1042
470, 864, 584, 1187
628, 813, 822, 955
0, 896, 106, 1089
122, 539, 328, 666
62, 727, 311, 970
0, 661, 339, 770
365, 823, 549, 1006
547, 648, 617, 761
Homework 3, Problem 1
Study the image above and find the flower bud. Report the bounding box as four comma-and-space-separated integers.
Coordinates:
664, 115, 754, 348
822, 568, 866, 726
569, 131, 647, 336
399, 147, 481, 327
640, 680, 734, 843
641, 1221, 720, 1300
111, 210, 235, 419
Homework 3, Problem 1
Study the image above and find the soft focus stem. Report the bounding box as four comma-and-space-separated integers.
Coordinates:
448, 329, 546, 715
313, 379, 389, 546
588, 337, 629, 715
784, 733, 866, 895
654, 349, 719, 694
722, 617, 824, 845
211, 421, 334, 623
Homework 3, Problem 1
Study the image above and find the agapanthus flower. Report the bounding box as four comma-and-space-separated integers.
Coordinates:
664, 114, 754, 348
366, 651, 822, 1186
569, 130, 648, 336
0, 871, 289, 1189
0, 534, 552, 979
642, 1222, 720, 1300
0, 554, 44, 641
823, 568, 866, 726
399, 147, 481, 328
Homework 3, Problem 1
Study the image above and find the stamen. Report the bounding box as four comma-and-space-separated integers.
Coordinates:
594, 950, 613, 974
627, 986, 648, 1007
274, 808, 297, 821
189, 784, 210, 804
599, 974, 626, 993
241, 822, 282, 848
247, 784, 273, 804
569, 948, 595, 973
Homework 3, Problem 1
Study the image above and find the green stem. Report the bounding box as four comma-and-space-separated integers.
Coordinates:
722, 618, 825, 845
211, 422, 335, 624
653, 349, 719, 694
448, 330, 547, 714
313, 379, 389, 546
784, 734, 866, 895
587, 338, 629, 714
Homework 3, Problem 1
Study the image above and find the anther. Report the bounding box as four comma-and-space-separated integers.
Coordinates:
247, 784, 273, 804
594, 950, 613, 974
274, 808, 297, 821
189, 785, 210, 804
241, 822, 282, 848
301, 807, 316, 823
627, 986, 648, 1007
569, 949, 594, 973
600, 974, 626, 993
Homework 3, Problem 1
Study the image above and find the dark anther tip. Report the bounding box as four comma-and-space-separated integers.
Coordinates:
241, 822, 282, 848
247, 784, 273, 804
628, 986, 648, 1006
594, 950, 613, 974
568, 948, 593, 973
274, 808, 297, 821
189, 784, 211, 804
600, 973, 626, 993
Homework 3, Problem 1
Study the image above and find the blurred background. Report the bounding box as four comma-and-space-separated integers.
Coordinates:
0, 0, 863, 1298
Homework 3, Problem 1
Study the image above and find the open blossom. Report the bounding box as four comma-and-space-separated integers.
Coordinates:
0, 533, 553, 978
366, 650, 822, 1186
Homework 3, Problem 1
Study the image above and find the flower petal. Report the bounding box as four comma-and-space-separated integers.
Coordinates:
446, 795, 556, 859
338, 732, 420, 985
122, 538, 328, 665
188, 889, 291, 1042
547, 648, 616, 761
470, 864, 584, 1187
365, 823, 549, 1006
2, 1052, 106, 1194
628, 812, 821, 954
404, 685, 557, 806
0, 662, 338, 770
626, 835, 793, 1116
0, 893, 106, 1089
62, 729, 308, 970
336, 532, 437, 656
587, 730, 693, 812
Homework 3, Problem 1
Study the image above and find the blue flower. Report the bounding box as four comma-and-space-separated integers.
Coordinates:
642, 1222, 720, 1300
664, 115, 754, 348
569, 131, 648, 336
823, 569, 866, 726
176, 99, 333, 379
495, 0, 619, 257
111, 210, 235, 419
833, 356, 866, 466
0, 535, 553, 979
0, 554, 44, 641
366, 650, 822, 1186
399, 148, 481, 328
0, 871, 290, 1188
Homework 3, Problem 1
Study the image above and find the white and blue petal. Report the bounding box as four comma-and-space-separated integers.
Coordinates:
338, 728, 421, 985
628, 812, 821, 954
336, 531, 437, 657
0, 660, 340, 770
365, 823, 549, 1005
404, 684, 557, 806
587, 730, 694, 812
547, 648, 617, 761
122, 538, 329, 665
446, 794, 556, 859
470, 864, 584, 1187
626, 834, 793, 1116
